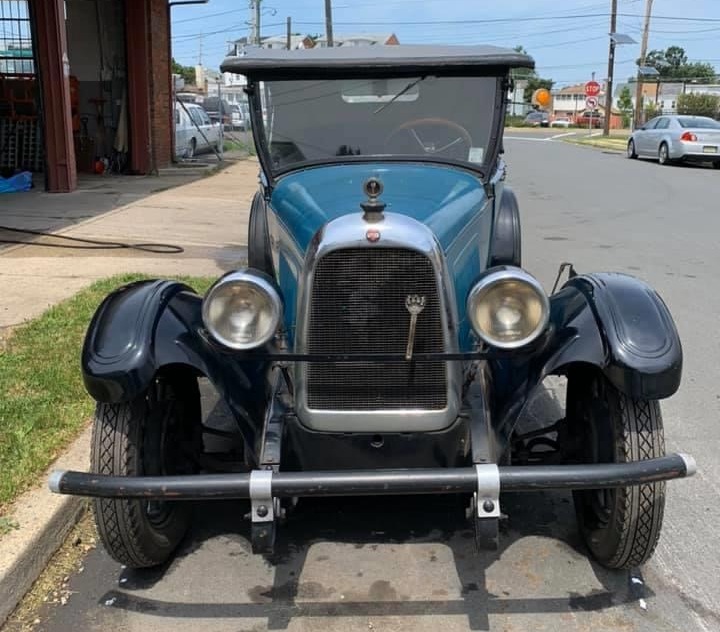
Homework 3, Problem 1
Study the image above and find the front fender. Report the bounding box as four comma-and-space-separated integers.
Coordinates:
489, 272, 682, 447
82, 280, 268, 447
553, 273, 682, 399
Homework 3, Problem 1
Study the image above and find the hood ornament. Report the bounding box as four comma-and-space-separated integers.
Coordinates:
361, 177, 386, 222
404, 295, 426, 360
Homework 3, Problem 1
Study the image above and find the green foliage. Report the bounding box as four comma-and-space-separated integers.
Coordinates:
644, 102, 661, 120
511, 45, 553, 101
618, 86, 633, 112
676, 92, 720, 118
618, 86, 634, 127
0, 274, 214, 509
171, 58, 196, 86
639, 46, 716, 81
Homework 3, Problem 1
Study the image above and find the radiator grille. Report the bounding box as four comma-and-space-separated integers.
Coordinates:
306, 247, 447, 410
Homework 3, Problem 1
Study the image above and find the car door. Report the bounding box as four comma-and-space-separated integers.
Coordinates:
635, 117, 658, 155
651, 117, 671, 155
199, 109, 218, 148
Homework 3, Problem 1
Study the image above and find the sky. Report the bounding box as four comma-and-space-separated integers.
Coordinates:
170, 0, 720, 87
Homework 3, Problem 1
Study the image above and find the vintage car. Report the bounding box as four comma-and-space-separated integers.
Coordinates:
50, 45, 695, 571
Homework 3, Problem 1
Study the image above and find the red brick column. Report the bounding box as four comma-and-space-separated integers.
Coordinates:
31, 0, 77, 192
148, 0, 172, 169
125, 0, 172, 174
125, 0, 152, 174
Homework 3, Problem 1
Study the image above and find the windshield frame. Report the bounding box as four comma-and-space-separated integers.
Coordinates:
246, 71, 509, 187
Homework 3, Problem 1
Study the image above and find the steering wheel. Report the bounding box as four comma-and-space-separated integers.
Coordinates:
384, 117, 473, 159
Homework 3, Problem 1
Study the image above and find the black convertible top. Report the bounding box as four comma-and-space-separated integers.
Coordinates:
220, 44, 534, 78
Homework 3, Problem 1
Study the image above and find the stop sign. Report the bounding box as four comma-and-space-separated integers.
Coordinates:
585, 81, 601, 97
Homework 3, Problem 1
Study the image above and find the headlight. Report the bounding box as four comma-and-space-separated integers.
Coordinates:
202, 270, 282, 350
466, 267, 549, 349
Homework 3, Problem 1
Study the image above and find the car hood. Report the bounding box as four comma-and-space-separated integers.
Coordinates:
269, 163, 488, 253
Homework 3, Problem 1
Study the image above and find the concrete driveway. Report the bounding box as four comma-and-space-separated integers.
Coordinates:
19, 141, 720, 632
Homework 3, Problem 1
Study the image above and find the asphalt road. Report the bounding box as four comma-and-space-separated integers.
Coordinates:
29, 139, 720, 632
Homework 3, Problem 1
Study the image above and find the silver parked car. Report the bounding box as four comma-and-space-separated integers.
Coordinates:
174, 102, 221, 158
627, 115, 720, 168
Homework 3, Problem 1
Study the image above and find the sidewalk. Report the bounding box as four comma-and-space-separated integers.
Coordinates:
0, 159, 259, 625
1, 159, 259, 330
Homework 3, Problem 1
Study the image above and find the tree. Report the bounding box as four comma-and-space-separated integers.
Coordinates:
618, 86, 634, 127
512, 45, 554, 104
676, 93, 720, 118
171, 58, 196, 86
638, 46, 716, 82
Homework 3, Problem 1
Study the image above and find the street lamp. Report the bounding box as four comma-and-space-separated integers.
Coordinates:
604, 32, 636, 136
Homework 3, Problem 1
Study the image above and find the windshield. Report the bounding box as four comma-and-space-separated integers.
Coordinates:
677, 116, 720, 129
257, 76, 499, 174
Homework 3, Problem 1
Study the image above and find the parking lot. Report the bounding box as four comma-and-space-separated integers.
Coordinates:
26, 139, 720, 632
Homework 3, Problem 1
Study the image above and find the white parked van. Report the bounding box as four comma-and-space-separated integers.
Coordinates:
174, 102, 221, 158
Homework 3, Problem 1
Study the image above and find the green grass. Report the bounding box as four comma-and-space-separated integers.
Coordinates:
223, 139, 255, 155
564, 134, 630, 152
0, 273, 214, 511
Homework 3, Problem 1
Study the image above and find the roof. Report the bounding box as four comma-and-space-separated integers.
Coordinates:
315, 33, 396, 45
553, 83, 595, 96
220, 44, 534, 78
614, 81, 685, 98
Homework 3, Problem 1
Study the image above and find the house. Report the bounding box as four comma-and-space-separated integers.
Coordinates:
261, 34, 315, 50
226, 34, 315, 57
551, 84, 604, 119
552, 83, 625, 128
613, 82, 683, 115
507, 79, 529, 117
314, 33, 399, 47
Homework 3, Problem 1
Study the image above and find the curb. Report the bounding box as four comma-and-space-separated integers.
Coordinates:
0, 426, 92, 626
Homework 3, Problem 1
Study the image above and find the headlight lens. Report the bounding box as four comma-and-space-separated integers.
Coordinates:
467, 267, 549, 349
202, 271, 282, 350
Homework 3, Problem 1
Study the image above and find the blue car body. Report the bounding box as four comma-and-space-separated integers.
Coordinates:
268, 163, 493, 350
59, 45, 694, 571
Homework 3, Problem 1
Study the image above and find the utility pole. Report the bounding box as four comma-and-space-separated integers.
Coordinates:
324, 0, 334, 47
286, 16, 292, 50
634, 0, 654, 128
254, 0, 262, 45
603, 0, 617, 136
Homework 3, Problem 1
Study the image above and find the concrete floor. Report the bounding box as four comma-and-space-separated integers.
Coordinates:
0, 159, 259, 330
6, 139, 720, 631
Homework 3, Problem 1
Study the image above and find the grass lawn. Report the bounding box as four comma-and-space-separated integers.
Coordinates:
0, 273, 214, 512
564, 134, 630, 152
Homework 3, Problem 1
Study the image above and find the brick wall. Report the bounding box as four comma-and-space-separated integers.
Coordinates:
148, 0, 172, 169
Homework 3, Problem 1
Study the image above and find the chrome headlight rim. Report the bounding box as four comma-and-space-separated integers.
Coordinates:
202, 269, 282, 351
466, 266, 550, 350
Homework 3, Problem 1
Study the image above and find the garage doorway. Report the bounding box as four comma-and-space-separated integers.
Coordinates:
0, 0, 43, 177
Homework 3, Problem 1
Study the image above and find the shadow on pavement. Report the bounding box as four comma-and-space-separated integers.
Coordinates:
100, 386, 654, 631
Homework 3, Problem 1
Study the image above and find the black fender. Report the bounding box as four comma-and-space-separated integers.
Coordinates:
248, 190, 275, 276
82, 280, 269, 451
488, 186, 521, 267
489, 272, 682, 448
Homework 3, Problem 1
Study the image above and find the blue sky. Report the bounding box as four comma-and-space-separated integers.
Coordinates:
170, 0, 720, 87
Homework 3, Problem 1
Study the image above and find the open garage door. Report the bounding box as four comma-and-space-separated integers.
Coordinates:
0, 0, 43, 177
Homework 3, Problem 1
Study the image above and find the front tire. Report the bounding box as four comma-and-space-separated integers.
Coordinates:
627, 139, 637, 159
566, 370, 666, 569
91, 372, 201, 568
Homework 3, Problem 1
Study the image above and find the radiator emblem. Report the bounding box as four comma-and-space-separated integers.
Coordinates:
366, 229, 381, 242
405, 295, 427, 360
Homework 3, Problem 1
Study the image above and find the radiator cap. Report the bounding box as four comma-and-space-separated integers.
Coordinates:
361, 177, 386, 221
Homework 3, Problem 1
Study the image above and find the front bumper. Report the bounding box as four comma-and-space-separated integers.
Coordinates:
49, 452, 696, 500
